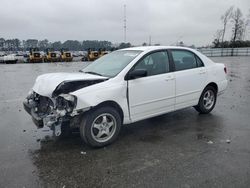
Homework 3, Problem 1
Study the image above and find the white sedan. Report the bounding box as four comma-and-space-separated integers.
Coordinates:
23, 46, 228, 147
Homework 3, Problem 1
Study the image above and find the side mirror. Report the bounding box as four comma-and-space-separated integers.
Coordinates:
125, 69, 147, 80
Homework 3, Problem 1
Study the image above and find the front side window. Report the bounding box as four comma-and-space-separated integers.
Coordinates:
132, 51, 170, 76
82, 50, 142, 77
172, 50, 201, 71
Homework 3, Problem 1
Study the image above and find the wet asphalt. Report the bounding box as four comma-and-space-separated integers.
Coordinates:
0, 57, 250, 188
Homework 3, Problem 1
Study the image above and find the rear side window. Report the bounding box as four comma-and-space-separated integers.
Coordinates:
171, 50, 203, 71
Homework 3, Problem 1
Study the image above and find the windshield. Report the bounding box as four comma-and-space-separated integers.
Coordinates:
81, 50, 142, 77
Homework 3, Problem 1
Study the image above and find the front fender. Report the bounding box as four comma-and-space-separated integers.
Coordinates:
71, 81, 131, 124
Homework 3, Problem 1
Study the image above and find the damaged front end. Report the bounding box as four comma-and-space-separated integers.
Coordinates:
23, 73, 108, 136
23, 91, 78, 136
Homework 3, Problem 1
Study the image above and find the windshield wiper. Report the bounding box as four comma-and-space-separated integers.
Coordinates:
83, 71, 103, 76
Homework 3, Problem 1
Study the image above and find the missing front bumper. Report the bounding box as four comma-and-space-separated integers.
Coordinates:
23, 100, 62, 136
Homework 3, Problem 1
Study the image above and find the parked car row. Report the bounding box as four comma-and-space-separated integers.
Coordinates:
0, 49, 110, 64
81, 49, 109, 61
0, 50, 74, 63
27, 49, 73, 63
0, 53, 18, 64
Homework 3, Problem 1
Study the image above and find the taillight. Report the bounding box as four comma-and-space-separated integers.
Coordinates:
224, 67, 227, 74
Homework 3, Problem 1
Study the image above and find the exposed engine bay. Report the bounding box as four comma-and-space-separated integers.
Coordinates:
52, 79, 107, 97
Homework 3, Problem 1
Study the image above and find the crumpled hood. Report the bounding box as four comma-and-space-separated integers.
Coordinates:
32, 72, 108, 97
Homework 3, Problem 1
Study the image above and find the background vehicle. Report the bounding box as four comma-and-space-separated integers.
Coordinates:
0, 52, 6, 63
23, 46, 228, 147
27, 48, 43, 63
23, 51, 30, 58
60, 49, 73, 62
98, 48, 108, 57
85, 49, 99, 61
44, 49, 60, 62
82, 48, 109, 61
0, 54, 18, 64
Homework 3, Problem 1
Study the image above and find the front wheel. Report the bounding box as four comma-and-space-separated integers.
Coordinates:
194, 86, 217, 114
80, 106, 122, 147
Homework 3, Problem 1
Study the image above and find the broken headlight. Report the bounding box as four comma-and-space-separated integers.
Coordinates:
27, 90, 34, 98
26, 90, 37, 100
56, 94, 77, 113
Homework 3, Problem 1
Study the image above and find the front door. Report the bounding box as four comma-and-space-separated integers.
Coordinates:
128, 50, 175, 122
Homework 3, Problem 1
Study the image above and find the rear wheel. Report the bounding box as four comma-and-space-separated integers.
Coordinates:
194, 86, 217, 114
80, 106, 121, 147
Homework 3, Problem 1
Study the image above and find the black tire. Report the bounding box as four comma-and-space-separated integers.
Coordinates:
194, 86, 217, 114
80, 106, 122, 147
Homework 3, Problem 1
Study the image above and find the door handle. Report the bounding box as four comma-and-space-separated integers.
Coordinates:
165, 76, 175, 81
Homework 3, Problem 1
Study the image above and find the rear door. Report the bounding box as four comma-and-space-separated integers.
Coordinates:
128, 50, 175, 122
170, 49, 207, 110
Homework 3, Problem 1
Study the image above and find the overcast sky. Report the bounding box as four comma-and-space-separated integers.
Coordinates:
0, 0, 249, 46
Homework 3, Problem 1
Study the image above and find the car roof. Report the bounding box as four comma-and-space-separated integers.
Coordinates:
118, 45, 214, 67
119, 46, 195, 52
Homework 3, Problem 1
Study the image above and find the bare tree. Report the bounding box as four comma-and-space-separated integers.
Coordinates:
213, 29, 223, 47
221, 6, 234, 45
231, 8, 245, 43
242, 9, 250, 40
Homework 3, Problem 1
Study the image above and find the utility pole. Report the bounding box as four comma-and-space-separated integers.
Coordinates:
123, 4, 127, 43
149, 35, 151, 46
